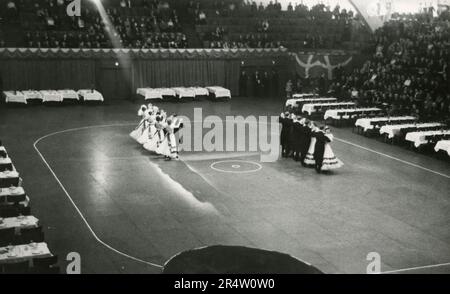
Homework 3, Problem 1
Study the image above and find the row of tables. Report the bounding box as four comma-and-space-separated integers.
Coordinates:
0, 144, 54, 267
354, 117, 450, 153
4, 89, 104, 104
137, 86, 232, 100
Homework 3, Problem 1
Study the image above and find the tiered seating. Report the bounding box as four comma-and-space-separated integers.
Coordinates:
193, 2, 360, 49
3, 89, 104, 105
0, 141, 58, 274
137, 86, 230, 101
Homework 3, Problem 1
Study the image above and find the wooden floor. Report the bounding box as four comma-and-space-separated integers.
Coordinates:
1, 97, 449, 274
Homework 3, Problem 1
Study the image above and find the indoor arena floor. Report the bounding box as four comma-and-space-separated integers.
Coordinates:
1, 97, 449, 274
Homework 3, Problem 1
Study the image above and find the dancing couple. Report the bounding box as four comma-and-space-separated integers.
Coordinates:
280, 112, 343, 173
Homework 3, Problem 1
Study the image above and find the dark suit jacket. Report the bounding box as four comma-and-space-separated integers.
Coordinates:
314, 132, 331, 161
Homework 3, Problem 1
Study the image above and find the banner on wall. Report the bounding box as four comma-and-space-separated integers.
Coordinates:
291, 53, 353, 79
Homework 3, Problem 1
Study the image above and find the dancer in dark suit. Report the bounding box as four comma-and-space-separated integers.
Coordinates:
314, 127, 332, 173
299, 120, 312, 166
292, 117, 303, 162
279, 112, 291, 158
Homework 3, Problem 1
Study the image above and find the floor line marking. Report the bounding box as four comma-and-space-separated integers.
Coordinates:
33, 122, 450, 273
33, 123, 164, 270
381, 262, 450, 274
334, 137, 450, 179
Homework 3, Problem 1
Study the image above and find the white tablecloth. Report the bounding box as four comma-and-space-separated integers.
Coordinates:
137, 88, 163, 100
22, 90, 43, 101
207, 86, 231, 98
191, 87, 209, 96
0, 216, 39, 233
286, 98, 337, 108
4, 91, 27, 104
302, 102, 356, 115
40, 90, 63, 102
0, 186, 25, 197
0, 157, 12, 165
435, 140, 450, 156
0, 243, 52, 265
380, 123, 445, 139
292, 93, 318, 99
78, 90, 104, 102
0, 170, 19, 179
405, 130, 450, 147
58, 90, 79, 100
355, 116, 417, 132
173, 87, 196, 99
324, 108, 382, 120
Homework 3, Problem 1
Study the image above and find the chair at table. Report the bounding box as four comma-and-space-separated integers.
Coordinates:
0, 195, 8, 204
2, 261, 30, 274
0, 227, 16, 247
17, 225, 44, 245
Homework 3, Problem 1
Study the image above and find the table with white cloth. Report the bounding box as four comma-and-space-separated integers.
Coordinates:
77, 90, 104, 102
434, 140, 450, 156
302, 102, 356, 115
0, 186, 26, 200
380, 123, 445, 139
0, 216, 39, 234
405, 130, 450, 148
355, 116, 417, 132
22, 90, 43, 102
4, 91, 27, 104
137, 88, 163, 100
324, 108, 383, 120
190, 87, 209, 97
173, 87, 196, 99
207, 86, 231, 99
0, 157, 13, 171
292, 93, 319, 99
0, 243, 52, 265
0, 146, 7, 158
286, 98, 337, 108
159, 88, 176, 98
40, 90, 63, 103
0, 170, 20, 188
58, 90, 79, 101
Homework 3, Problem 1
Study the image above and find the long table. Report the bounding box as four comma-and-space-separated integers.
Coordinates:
435, 140, 450, 156
0, 243, 52, 265
0, 216, 39, 234
405, 130, 450, 148
0, 186, 26, 199
0, 157, 13, 171
77, 90, 104, 102
380, 123, 445, 139
206, 86, 231, 99
355, 116, 417, 132
302, 102, 356, 115
286, 97, 337, 108
324, 108, 383, 120
40, 90, 64, 103
0, 146, 6, 158
4, 91, 27, 104
0, 171, 20, 188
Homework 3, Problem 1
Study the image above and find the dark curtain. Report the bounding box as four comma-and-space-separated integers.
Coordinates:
131, 59, 240, 96
0, 59, 96, 90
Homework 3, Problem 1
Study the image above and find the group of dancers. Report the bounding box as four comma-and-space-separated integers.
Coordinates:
130, 104, 183, 160
279, 111, 344, 173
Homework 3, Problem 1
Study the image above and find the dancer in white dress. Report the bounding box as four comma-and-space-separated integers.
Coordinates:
130, 105, 148, 141
320, 127, 344, 171
160, 116, 183, 160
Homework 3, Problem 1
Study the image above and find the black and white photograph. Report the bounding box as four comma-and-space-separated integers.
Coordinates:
0, 0, 449, 284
